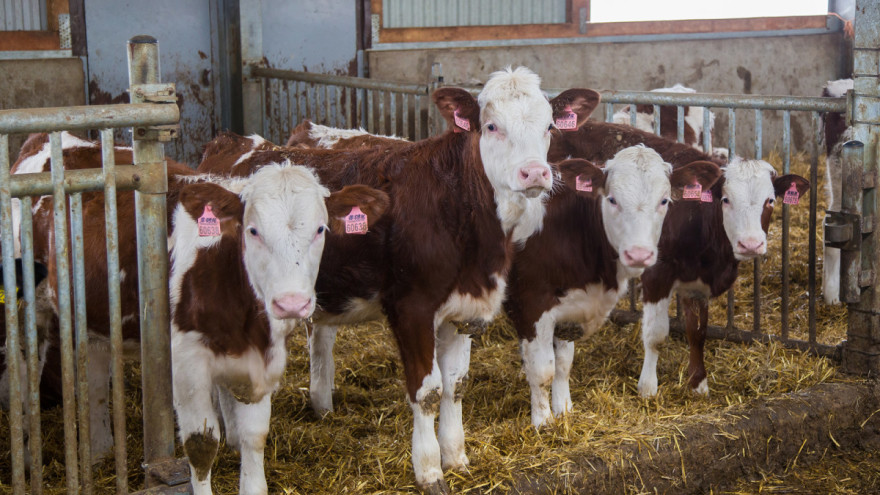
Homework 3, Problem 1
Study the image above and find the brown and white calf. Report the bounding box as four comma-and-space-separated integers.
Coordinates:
507, 147, 721, 427
198, 67, 558, 492
611, 83, 728, 162
12, 133, 387, 494
285, 119, 409, 149
549, 90, 808, 399
821, 78, 853, 305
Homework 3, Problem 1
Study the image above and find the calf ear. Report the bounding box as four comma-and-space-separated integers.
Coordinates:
773, 174, 810, 199
286, 119, 315, 147
178, 182, 244, 236
557, 158, 606, 198
550, 89, 601, 129
432, 87, 480, 133
670, 161, 722, 195
326, 185, 391, 235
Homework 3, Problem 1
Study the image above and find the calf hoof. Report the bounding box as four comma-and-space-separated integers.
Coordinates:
441, 452, 470, 472
637, 378, 658, 399
452, 319, 486, 336
553, 322, 584, 341
420, 479, 451, 495
691, 378, 709, 396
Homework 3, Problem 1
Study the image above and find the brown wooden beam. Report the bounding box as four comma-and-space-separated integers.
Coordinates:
0, 31, 61, 51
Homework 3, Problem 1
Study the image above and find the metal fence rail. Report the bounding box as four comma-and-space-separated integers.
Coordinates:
0, 36, 177, 495
596, 89, 847, 358
254, 66, 433, 145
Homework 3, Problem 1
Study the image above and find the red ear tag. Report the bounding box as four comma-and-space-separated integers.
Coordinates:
555, 105, 578, 131
575, 175, 593, 192
682, 182, 702, 200
198, 205, 221, 237
700, 189, 713, 203
453, 109, 470, 133
345, 206, 368, 234
783, 182, 800, 205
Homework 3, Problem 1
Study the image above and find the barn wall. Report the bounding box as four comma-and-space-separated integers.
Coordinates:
368, 32, 848, 154
0, 57, 85, 164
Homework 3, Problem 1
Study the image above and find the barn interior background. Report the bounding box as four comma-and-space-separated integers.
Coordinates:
4, 0, 880, 493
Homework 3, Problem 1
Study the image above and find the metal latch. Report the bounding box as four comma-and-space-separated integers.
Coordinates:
824, 210, 861, 251
130, 83, 180, 142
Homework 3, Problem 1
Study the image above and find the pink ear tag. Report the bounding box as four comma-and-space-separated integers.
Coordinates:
682, 182, 702, 200
197, 205, 221, 237
345, 206, 368, 234
575, 175, 593, 192
453, 109, 470, 133
555, 105, 578, 131
700, 188, 713, 203
783, 182, 800, 205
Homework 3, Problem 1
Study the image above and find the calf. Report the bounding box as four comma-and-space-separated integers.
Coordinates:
15, 133, 387, 494
821, 78, 853, 305
286, 119, 409, 149
507, 148, 721, 427
612, 83, 728, 161
198, 67, 558, 492
550, 89, 808, 399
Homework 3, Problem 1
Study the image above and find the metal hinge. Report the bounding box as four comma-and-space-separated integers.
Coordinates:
130, 83, 180, 142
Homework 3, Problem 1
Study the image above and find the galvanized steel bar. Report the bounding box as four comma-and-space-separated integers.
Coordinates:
702, 106, 712, 153
379, 91, 386, 135
808, 111, 820, 344
753, 111, 763, 335
335, 86, 342, 128
306, 84, 314, 125
20, 195, 43, 495
728, 108, 736, 158
9, 165, 142, 197
391, 92, 398, 136
128, 34, 175, 475
1, 134, 27, 494
676, 106, 684, 143
252, 66, 429, 95
70, 192, 93, 493
346, 86, 353, 129
781, 110, 791, 341
653, 105, 660, 136
325, 84, 332, 126
101, 128, 128, 495
50, 131, 80, 493
629, 104, 636, 126
0, 103, 178, 134
598, 90, 847, 113
368, 89, 375, 133
415, 95, 422, 139
604, 102, 613, 123
755, 110, 763, 159
402, 93, 409, 139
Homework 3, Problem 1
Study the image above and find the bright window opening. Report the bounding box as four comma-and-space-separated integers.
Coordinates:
590, 0, 829, 23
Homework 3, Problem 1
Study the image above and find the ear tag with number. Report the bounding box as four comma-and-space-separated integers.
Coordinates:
682, 182, 702, 200
700, 189, 713, 203
198, 205, 221, 237
576, 175, 593, 192
783, 182, 800, 205
555, 105, 578, 130
453, 109, 470, 133
345, 206, 368, 234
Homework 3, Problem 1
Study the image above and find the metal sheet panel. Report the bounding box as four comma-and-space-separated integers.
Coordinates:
84, 0, 215, 165
382, 0, 566, 28
0, 0, 47, 31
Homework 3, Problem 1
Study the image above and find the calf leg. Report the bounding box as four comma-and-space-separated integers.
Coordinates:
218, 388, 271, 495
87, 339, 113, 462
520, 312, 555, 428
823, 247, 841, 305
551, 336, 575, 418
173, 337, 219, 495
638, 297, 670, 398
436, 321, 471, 471
307, 324, 337, 415
682, 296, 710, 395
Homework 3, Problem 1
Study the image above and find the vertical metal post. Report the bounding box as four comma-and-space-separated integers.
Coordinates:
753, 109, 763, 335
21, 195, 43, 495
240, 0, 264, 135
843, 0, 880, 374
781, 110, 791, 340
127, 35, 175, 478
70, 192, 93, 493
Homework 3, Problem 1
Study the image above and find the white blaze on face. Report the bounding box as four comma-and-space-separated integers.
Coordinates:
477, 67, 554, 198
239, 163, 330, 320
720, 158, 777, 260
599, 145, 672, 273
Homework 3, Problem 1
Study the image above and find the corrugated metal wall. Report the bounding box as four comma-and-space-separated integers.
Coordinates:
382, 0, 566, 28
0, 0, 47, 31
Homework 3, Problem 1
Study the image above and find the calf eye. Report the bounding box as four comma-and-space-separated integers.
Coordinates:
721, 197, 730, 204
547, 124, 554, 131
317, 225, 326, 235
248, 227, 259, 237
660, 198, 669, 206
486, 123, 497, 132
767, 199, 775, 205
608, 197, 617, 206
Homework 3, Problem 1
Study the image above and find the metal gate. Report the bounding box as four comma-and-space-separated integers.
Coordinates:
0, 36, 176, 494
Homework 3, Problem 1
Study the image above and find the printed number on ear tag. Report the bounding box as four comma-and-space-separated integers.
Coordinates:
453, 109, 470, 132
555, 105, 577, 131
783, 182, 800, 205
683, 183, 702, 200
576, 175, 592, 192
345, 206, 368, 234
700, 189, 713, 203
198, 205, 221, 237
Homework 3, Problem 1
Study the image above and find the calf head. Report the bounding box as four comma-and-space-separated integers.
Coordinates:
559, 146, 721, 272
718, 158, 809, 260
433, 67, 557, 198
178, 163, 388, 320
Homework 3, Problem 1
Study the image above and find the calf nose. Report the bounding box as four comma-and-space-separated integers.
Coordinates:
623, 246, 655, 268
736, 238, 766, 256
518, 162, 552, 192
271, 294, 313, 319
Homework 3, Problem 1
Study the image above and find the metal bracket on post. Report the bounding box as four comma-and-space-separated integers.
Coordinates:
130, 83, 180, 142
